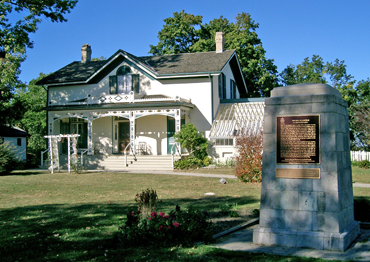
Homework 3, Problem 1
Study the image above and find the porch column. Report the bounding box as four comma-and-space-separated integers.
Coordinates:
129, 111, 135, 155
87, 117, 93, 155
48, 113, 54, 135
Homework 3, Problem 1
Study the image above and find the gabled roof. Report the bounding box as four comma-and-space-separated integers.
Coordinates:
0, 125, 29, 137
139, 50, 236, 75
36, 49, 243, 86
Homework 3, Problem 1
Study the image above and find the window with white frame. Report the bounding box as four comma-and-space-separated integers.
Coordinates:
211, 138, 234, 146
109, 66, 139, 95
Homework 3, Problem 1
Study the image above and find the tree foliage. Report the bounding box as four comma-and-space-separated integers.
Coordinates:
12, 73, 48, 164
0, 141, 20, 174
150, 10, 278, 97
0, 0, 77, 124
174, 123, 208, 160
279, 55, 370, 150
279, 55, 354, 90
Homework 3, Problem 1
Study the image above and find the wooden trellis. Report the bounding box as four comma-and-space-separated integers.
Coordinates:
44, 134, 80, 173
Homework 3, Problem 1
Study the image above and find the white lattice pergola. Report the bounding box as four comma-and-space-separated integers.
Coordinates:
44, 134, 80, 174
209, 102, 265, 138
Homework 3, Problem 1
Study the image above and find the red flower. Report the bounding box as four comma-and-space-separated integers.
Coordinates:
148, 217, 152, 221
158, 225, 163, 230
151, 212, 157, 217
173, 222, 179, 228
164, 215, 170, 219
159, 212, 165, 217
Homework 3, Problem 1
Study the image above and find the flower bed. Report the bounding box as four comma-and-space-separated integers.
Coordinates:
117, 205, 213, 247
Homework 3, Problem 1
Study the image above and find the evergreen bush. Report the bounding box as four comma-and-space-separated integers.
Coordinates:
0, 142, 20, 174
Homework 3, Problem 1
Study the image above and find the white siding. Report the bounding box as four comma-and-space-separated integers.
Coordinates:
4, 137, 27, 162
136, 115, 167, 155
93, 117, 113, 154
150, 78, 213, 132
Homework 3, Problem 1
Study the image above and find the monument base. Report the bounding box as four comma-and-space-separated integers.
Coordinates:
253, 221, 360, 251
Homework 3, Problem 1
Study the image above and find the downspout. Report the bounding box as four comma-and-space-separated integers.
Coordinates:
208, 73, 214, 122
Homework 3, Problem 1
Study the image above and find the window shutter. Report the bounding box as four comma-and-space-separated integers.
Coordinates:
218, 74, 222, 98
109, 76, 117, 94
132, 74, 139, 93
222, 73, 226, 99
230, 79, 236, 99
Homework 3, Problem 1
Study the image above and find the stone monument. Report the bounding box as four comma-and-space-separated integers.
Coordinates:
253, 83, 360, 251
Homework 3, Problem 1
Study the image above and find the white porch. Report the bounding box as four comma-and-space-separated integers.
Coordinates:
48, 105, 191, 156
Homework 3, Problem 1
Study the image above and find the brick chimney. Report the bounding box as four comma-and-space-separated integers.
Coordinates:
81, 44, 92, 63
215, 32, 224, 53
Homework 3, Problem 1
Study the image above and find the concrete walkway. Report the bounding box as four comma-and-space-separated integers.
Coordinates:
125, 170, 370, 186
213, 224, 370, 261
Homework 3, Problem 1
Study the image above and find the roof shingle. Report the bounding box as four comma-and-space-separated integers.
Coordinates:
36, 49, 236, 86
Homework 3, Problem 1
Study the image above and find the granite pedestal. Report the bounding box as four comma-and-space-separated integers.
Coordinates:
253, 84, 360, 251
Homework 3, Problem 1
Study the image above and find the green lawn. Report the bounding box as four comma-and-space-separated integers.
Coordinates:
352, 166, 370, 183
1, 169, 366, 262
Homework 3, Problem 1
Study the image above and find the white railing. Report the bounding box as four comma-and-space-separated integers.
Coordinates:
171, 142, 181, 169
351, 151, 370, 161
124, 143, 136, 167
79, 149, 89, 166
40, 149, 49, 167
64, 92, 191, 106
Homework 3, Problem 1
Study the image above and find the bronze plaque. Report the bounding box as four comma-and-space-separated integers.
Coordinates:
277, 115, 320, 164
276, 168, 320, 179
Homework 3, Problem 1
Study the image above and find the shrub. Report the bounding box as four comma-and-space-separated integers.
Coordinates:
234, 130, 263, 183
352, 160, 370, 169
174, 156, 213, 169
70, 154, 86, 174
174, 123, 209, 159
117, 205, 213, 247
0, 142, 20, 174
134, 188, 158, 218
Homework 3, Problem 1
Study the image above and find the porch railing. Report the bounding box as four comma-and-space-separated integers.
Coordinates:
124, 143, 136, 167
79, 149, 89, 166
63, 92, 191, 106
41, 149, 48, 167
171, 142, 181, 169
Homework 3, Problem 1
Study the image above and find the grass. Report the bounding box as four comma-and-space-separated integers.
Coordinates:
352, 166, 370, 183
1, 168, 367, 262
174, 166, 236, 176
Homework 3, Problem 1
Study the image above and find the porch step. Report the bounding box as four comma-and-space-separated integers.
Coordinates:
60, 154, 180, 171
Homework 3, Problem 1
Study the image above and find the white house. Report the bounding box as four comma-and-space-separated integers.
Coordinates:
37, 33, 264, 168
0, 125, 29, 162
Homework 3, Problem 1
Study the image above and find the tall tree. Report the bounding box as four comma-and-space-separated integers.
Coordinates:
279, 55, 354, 90
149, 10, 202, 55
149, 11, 278, 97
348, 79, 370, 150
278, 55, 370, 149
0, 0, 77, 124
12, 73, 48, 164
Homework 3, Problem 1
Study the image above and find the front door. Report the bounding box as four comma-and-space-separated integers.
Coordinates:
118, 122, 130, 153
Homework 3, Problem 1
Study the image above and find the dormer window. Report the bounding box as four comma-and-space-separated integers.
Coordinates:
109, 66, 139, 94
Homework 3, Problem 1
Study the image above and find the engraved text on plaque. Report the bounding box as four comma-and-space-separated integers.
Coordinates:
277, 115, 320, 164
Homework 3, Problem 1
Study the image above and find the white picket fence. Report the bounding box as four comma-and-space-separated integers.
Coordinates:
351, 151, 370, 161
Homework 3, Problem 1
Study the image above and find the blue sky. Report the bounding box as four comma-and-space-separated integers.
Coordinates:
18, 0, 370, 85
